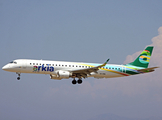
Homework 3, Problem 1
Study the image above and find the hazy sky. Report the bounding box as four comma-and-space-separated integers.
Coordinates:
1, 0, 162, 120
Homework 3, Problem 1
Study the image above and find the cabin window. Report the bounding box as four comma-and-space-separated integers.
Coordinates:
72, 65, 74, 67
76, 65, 78, 67
79, 66, 81, 67
30, 63, 32, 65
69, 65, 71, 67
59, 65, 60, 66
33, 63, 35, 65
52, 64, 54, 66
82, 66, 84, 68
36, 63, 38, 65
40, 63, 41, 65
65, 65, 67, 67
56, 64, 57, 66
62, 65, 64, 67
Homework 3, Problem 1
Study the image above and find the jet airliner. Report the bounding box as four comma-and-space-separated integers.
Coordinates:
2, 46, 158, 84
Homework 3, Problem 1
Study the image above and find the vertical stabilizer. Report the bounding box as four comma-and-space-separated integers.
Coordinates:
128, 46, 153, 68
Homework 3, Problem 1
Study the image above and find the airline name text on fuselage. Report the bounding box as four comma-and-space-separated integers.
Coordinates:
33, 65, 54, 72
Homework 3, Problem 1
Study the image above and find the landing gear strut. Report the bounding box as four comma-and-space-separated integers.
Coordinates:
16, 73, 21, 80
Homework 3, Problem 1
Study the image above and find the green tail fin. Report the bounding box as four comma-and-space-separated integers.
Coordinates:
128, 46, 154, 68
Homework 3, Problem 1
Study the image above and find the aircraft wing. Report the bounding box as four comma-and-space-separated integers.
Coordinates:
137, 67, 159, 72
70, 59, 109, 78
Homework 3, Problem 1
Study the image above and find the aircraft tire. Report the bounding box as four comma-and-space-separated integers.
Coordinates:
78, 79, 82, 84
72, 80, 77, 84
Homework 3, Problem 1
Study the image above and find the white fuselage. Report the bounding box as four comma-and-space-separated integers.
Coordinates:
2, 59, 128, 79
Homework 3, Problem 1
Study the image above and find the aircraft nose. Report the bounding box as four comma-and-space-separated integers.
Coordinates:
2, 65, 9, 71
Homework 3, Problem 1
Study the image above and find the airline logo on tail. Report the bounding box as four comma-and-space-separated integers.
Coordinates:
139, 50, 151, 64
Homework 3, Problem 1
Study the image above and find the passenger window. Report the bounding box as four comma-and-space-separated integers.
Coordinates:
33, 63, 35, 65
40, 63, 41, 65
69, 65, 71, 67
65, 65, 67, 67
62, 65, 64, 66
52, 64, 54, 66
72, 65, 74, 67
56, 64, 57, 66
30, 63, 32, 65
36, 63, 38, 65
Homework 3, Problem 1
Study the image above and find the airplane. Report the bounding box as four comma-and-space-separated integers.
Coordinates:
2, 46, 159, 84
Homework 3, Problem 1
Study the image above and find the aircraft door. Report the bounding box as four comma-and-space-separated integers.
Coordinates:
122, 66, 126, 73
22, 60, 27, 69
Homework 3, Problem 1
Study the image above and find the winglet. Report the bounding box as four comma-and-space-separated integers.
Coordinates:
99, 59, 110, 67
104, 59, 110, 65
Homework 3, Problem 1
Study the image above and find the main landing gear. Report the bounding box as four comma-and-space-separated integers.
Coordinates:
16, 73, 21, 80
72, 78, 82, 85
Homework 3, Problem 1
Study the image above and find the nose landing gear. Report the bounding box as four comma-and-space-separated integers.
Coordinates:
16, 73, 21, 80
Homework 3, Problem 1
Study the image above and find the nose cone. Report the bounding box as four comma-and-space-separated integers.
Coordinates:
2, 65, 9, 71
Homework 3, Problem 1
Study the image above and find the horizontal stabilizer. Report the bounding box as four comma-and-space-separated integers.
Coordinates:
137, 67, 159, 72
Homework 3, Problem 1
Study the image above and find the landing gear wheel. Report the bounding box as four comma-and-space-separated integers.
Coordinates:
77, 79, 82, 84
17, 77, 20, 80
72, 80, 77, 84
16, 73, 21, 80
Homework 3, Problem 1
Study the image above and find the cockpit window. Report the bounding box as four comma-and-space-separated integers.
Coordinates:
9, 61, 17, 64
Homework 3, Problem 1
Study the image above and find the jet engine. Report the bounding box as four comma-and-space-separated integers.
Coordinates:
57, 70, 72, 78
50, 71, 72, 80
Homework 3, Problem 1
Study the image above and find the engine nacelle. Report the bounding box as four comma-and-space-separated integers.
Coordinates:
57, 70, 72, 78
50, 71, 72, 80
50, 75, 62, 80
